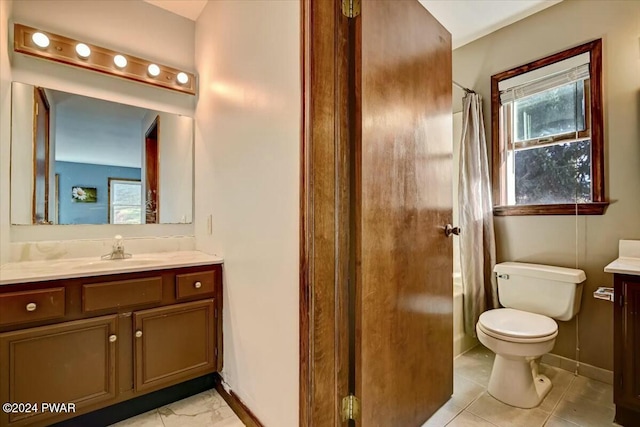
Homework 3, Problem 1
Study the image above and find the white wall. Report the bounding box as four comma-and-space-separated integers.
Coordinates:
0, 0, 13, 263
195, 1, 300, 426
453, 0, 640, 370
5, 0, 197, 246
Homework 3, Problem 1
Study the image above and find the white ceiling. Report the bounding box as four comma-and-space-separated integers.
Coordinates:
419, 0, 562, 49
143, 0, 207, 21
143, 0, 561, 50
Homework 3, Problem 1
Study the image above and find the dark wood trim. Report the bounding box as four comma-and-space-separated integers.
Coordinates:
299, 2, 309, 425
589, 39, 604, 203
490, 39, 605, 216
213, 373, 264, 427
300, 0, 351, 425
493, 202, 609, 216
614, 406, 640, 427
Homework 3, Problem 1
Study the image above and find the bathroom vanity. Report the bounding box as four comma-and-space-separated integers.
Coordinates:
0, 251, 223, 427
605, 241, 640, 427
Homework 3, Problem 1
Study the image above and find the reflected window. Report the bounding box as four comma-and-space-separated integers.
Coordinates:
109, 179, 142, 224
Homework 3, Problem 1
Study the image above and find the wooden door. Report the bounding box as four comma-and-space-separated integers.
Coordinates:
355, 1, 453, 425
33, 87, 50, 224
133, 299, 216, 392
0, 315, 117, 426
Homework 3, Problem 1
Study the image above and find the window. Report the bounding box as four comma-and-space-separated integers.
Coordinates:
491, 40, 607, 215
108, 178, 142, 224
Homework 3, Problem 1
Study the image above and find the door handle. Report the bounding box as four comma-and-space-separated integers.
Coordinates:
444, 224, 461, 237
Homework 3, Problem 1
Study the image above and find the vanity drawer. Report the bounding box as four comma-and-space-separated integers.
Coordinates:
176, 271, 215, 300
0, 287, 65, 326
83, 277, 163, 312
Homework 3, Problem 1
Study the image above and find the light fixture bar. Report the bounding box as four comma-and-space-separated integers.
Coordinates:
13, 23, 196, 95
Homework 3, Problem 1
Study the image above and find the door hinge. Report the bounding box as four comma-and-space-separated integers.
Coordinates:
620, 293, 625, 307
35, 102, 38, 116
215, 308, 218, 319
215, 347, 218, 357
341, 394, 360, 421
341, 0, 361, 18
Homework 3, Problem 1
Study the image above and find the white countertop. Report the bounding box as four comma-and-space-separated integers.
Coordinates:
604, 240, 640, 276
0, 251, 224, 286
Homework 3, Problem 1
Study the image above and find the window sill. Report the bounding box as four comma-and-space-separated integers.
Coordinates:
493, 202, 609, 216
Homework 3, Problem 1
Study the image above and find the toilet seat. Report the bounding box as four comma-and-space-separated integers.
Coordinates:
478, 308, 558, 343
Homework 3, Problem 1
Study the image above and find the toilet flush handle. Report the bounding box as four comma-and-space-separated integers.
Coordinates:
444, 224, 461, 237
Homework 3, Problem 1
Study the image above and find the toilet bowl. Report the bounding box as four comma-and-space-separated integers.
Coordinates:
477, 262, 585, 409
476, 308, 558, 408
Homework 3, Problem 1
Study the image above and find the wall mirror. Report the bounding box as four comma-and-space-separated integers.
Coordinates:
10, 82, 194, 225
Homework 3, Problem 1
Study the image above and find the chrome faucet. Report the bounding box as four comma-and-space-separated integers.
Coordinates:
101, 235, 132, 260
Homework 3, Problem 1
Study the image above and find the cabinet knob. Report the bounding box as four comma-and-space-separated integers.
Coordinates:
26, 303, 37, 312
135, 330, 143, 338
109, 334, 117, 343
194, 281, 202, 289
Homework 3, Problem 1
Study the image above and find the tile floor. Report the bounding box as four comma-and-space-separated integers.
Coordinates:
112, 345, 619, 427
110, 389, 244, 427
423, 345, 620, 427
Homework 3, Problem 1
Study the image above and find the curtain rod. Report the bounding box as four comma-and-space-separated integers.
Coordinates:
453, 80, 476, 94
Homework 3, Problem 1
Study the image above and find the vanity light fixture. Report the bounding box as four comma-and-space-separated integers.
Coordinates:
31, 32, 50, 48
113, 54, 128, 69
147, 64, 161, 77
176, 72, 189, 85
14, 23, 196, 95
75, 43, 91, 59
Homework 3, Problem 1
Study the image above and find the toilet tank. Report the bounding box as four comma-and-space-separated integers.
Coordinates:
494, 262, 586, 321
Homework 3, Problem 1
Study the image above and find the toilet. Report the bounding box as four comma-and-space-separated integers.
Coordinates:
476, 262, 586, 409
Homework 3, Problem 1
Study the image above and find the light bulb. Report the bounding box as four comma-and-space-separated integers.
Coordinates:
176, 72, 189, 85
75, 43, 91, 58
147, 64, 160, 77
113, 54, 127, 68
32, 32, 50, 48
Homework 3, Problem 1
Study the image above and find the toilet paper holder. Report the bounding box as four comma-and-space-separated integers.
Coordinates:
593, 287, 614, 302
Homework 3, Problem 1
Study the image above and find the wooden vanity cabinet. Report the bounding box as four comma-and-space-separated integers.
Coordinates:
134, 299, 216, 392
614, 274, 640, 427
0, 264, 222, 427
0, 316, 117, 426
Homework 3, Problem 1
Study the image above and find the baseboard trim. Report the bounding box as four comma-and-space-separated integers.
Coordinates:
214, 373, 265, 427
541, 353, 613, 384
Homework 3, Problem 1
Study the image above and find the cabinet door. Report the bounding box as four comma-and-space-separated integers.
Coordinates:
616, 277, 640, 412
133, 299, 216, 392
0, 315, 117, 426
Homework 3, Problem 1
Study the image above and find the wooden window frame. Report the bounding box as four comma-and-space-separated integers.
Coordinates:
107, 177, 142, 224
491, 39, 607, 216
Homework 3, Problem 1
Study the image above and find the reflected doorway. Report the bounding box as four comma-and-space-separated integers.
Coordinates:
145, 117, 159, 224
33, 87, 50, 224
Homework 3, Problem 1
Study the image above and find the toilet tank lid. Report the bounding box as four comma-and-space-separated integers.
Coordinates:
494, 262, 586, 283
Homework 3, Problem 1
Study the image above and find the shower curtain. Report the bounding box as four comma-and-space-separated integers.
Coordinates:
458, 93, 499, 336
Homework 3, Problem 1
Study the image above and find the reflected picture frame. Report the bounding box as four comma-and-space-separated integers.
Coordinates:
71, 186, 97, 203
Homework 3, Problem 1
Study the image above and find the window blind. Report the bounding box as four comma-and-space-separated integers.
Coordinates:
499, 52, 590, 104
